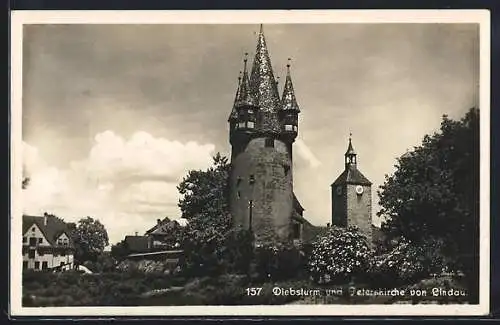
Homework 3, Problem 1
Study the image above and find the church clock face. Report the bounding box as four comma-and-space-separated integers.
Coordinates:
355, 185, 364, 195
336, 186, 342, 195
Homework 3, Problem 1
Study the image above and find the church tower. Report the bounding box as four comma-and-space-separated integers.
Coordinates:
331, 136, 373, 244
228, 25, 304, 244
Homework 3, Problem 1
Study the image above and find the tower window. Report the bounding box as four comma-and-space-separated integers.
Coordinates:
237, 191, 241, 199
236, 177, 242, 186
247, 121, 255, 129
238, 122, 245, 128
284, 165, 290, 176
249, 175, 255, 185
285, 124, 294, 131
265, 138, 274, 148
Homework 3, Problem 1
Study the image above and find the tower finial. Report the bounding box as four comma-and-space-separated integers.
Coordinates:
244, 52, 248, 71
260, 24, 264, 34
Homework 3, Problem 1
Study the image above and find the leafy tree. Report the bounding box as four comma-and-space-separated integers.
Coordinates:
177, 152, 232, 233
110, 239, 130, 261
307, 226, 372, 284
377, 108, 479, 295
176, 153, 253, 276
71, 217, 109, 263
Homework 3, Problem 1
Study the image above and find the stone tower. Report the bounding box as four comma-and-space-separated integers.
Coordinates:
331, 136, 373, 243
228, 25, 304, 244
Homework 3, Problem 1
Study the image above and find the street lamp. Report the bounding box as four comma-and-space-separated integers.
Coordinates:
248, 174, 255, 231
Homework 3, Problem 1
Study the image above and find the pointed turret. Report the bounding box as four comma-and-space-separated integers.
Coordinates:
281, 59, 300, 113
345, 134, 358, 169
235, 53, 257, 108
228, 71, 242, 122
279, 58, 300, 138
249, 24, 281, 133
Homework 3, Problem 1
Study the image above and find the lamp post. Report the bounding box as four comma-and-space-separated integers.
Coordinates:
248, 174, 255, 231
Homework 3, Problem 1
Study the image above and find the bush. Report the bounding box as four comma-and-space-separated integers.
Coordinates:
307, 226, 372, 284
251, 242, 307, 282
368, 237, 449, 287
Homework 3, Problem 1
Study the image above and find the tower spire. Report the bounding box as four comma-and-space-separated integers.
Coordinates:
228, 71, 242, 121
345, 133, 357, 169
281, 58, 300, 112
235, 52, 257, 107
249, 24, 281, 133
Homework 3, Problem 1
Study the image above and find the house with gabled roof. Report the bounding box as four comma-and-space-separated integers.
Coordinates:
22, 213, 75, 271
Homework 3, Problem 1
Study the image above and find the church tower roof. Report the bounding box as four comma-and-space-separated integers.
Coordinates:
332, 135, 372, 186
235, 53, 257, 108
345, 135, 356, 156
281, 59, 300, 113
249, 24, 281, 133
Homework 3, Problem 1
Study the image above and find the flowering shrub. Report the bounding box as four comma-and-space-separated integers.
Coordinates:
369, 237, 448, 286
307, 226, 372, 284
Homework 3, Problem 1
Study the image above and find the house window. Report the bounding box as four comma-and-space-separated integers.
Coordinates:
31, 227, 35, 232
42, 261, 48, 270
34, 261, 40, 270
28, 250, 35, 259
265, 138, 274, 148
60, 262, 65, 266
29, 238, 37, 246
38, 249, 44, 256
23, 261, 28, 270
61, 251, 66, 257
38, 238, 43, 244
23, 237, 27, 244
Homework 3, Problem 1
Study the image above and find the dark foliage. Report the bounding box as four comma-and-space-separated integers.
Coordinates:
377, 107, 479, 296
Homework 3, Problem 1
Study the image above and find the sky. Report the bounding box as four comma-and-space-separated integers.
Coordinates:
21, 23, 479, 245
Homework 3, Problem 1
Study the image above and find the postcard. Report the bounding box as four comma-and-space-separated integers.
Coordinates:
10, 9, 490, 317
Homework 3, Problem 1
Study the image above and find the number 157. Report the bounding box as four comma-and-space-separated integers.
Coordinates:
246, 287, 262, 296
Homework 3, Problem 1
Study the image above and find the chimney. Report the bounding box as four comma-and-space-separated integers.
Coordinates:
135, 231, 138, 236
157, 219, 161, 225
44, 215, 48, 226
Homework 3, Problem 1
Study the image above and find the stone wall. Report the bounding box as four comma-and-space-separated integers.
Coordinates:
229, 137, 294, 243
345, 184, 373, 244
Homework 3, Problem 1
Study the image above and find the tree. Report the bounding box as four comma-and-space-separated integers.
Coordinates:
177, 152, 231, 233
377, 108, 479, 295
72, 217, 109, 263
176, 153, 250, 276
110, 239, 130, 261
307, 226, 372, 284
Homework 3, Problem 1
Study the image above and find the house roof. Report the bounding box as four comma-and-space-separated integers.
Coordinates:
144, 217, 171, 236
144, 217, 189, 236
331, 168, 372, 186
124, 235, 149, 252
22, 214, 74, 247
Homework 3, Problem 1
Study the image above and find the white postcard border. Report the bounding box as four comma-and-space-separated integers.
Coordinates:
10, 9, 491, 317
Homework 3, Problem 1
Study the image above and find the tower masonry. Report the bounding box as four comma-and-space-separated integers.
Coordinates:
228, 25, 305, 244
331, 136, 373, 244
